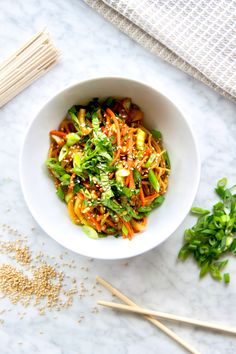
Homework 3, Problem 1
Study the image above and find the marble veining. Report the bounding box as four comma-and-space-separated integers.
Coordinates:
0, 0, 236, 353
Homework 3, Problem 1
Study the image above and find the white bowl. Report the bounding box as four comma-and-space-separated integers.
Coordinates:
20, 77, 200, 260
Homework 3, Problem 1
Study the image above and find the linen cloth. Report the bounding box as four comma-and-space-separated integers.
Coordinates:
84, 0, 236, 102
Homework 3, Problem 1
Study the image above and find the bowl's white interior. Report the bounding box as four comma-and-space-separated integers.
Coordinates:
20, 77, 200, 259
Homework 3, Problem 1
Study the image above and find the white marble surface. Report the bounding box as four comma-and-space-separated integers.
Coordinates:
0, 1, 236, 353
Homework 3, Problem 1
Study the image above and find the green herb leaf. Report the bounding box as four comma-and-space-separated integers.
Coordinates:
60, 173, 71, 186
46, 158, 66, 178
73, 184, 81, 193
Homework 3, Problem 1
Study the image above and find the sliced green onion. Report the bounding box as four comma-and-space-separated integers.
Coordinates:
56, 186, 64, 201
73, 153, 82, 175
66, 133, 80, 146
98, 233, 108, 238
163, 151, 171, 169
116, 169, 130, 177
151, 129, 162, 140
145, 153, 157, 168
199, 261, 209, 278
136, 129, 146, 150
178, 177, 236, 283
65, 191, 73, 204
137, 206, 152, 213
122, 224, 128, 236
133, 168, 141, 188
191, 207, 210, 215
68, 109, 80, 131
224, 273, 230, 284
82, 225, 98, 239
148, 170, 160, 192
58, 145, 68, 162
217, 177, 227, 188
152, 196, 165, 208
60, 173, 71, 186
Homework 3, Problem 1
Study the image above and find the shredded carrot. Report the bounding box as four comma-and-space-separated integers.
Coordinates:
140, 216, 147, 227
111, 136, 117, 145
59, 120, 71, 133
129, 170, 135, 189
106, 218, 116, 228
77, 192, 84, 200
144, 148, 152, 155
120, 125, 128, 145
122, 220, 134, 239
140, 187, 145, 206
125, 174, 130, 186
97, 215, 104, 222
144, 193, 158, 202
109, 172, 115, 179
138, 155, 148, 168
105, 112, 111, 124
87, 212, 102, 232
127, 131, 133, 154
50, 130, 67, 138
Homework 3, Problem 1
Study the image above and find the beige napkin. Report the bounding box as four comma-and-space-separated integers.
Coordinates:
84, 0, 236, 102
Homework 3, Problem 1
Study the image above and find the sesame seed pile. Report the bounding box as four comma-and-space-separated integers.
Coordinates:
0, 223, 101, 323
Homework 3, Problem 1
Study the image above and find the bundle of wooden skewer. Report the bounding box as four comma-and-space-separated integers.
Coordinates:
96, 276, 236, 354
0, 30, 59, 108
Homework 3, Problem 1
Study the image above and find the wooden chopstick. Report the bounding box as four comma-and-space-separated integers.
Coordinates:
98, 300, 236, 335
96, 276, 200, 354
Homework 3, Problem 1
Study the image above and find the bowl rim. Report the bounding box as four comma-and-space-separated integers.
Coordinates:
19, 76, 201, 259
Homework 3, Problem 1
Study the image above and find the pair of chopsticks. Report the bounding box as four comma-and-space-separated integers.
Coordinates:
96, 276, 236, 354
